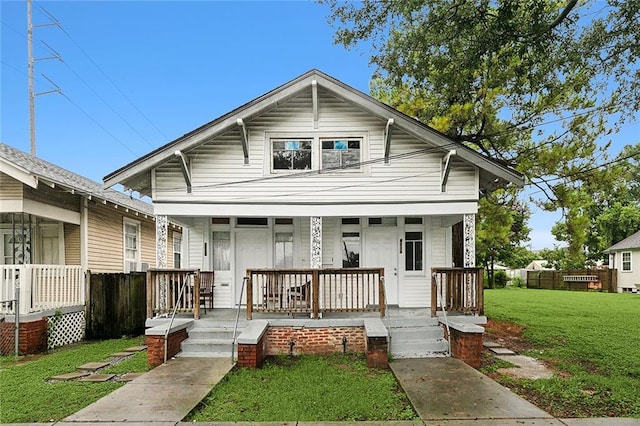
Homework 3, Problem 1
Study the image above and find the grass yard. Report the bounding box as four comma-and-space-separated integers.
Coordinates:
484, 288, 640, 418
0, 336, 149, 423
185, 354, 417, 422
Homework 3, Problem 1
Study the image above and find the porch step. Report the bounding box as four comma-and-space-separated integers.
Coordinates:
178, 320, 247, 358
179, 338, 235, 357
387, 318, 448, 359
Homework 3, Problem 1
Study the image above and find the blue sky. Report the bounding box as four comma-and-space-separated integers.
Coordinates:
1, 1, 638, 251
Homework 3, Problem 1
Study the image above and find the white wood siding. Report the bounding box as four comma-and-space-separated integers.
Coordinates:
153, 88, 479, 205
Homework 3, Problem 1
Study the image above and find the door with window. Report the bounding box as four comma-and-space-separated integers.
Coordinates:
364, 228, 399, 306
211, 231, 232, 308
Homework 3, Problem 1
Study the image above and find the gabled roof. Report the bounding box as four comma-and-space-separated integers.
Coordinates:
104, 69, 524, 193
0, 142, 153, 216
603, 230, 640, 253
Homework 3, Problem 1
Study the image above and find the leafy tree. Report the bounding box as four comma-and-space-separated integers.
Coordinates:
476, 190, 531, 286
324, 0, 640, 264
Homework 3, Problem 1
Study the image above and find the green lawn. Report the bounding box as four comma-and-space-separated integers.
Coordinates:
0, 336, 149, 423
484, 288, 640, 418
185, 354, 417, 422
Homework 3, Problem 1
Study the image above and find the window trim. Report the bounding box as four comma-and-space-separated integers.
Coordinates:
264, 132, 369, 176
320, 137, 363, 172
622, 251, 632, 272
270, 138, 313, 172
173, 232, 182, 269
123, 218, 141, 270
403, 219, 426, 277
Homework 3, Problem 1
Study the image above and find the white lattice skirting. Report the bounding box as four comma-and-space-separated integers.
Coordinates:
47, 308, 85, 349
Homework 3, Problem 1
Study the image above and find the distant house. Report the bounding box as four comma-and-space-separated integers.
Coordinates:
603, 230, 640, 293
0, 142, 183, 314
526, 260, 551, 271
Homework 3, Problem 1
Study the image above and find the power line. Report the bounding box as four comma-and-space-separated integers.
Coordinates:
60, 60, 156, 149
60, 92, 140, 157
45, 5, 169, 141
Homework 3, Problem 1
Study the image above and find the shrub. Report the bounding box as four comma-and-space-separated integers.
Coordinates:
493, 270, 509, 288
511, 277, 526, 288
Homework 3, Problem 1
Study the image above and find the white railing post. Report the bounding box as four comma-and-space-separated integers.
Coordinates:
20, 265, 32, 314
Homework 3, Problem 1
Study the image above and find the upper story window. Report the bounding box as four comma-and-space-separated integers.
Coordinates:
321, 139, 361, 170
622, 252, 632, 271
272, 139, 312, 170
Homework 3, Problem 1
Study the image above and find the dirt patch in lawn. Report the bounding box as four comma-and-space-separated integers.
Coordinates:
483, 318, 536, 353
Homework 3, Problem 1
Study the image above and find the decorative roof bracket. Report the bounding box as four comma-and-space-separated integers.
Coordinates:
312, 79, 318, 130
237, 118, 249, 165
174, 150, 192, 193
441, 149, 456, 192
384, 118, 394, 164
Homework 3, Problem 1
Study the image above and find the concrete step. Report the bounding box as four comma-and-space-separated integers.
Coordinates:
176, 351, 235, 358
385, 317, 439, 328
386, 317, 448, 358
389, 327, 444, 340
390, 339, 449, 359
187, 327, 236, 340
181, 338, 233, 355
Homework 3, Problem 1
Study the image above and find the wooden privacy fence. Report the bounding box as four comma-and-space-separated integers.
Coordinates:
431, 267, 484, 316
86, 272, 146, 339
246, 268, 386, 319
526, 269, 617, 292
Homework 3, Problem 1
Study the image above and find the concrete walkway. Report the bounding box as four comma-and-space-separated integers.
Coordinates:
390, 357, 559, 424
8, 356, 638, 425
59, 357, 233, 425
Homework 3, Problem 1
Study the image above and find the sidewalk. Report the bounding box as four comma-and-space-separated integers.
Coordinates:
7, 356, 639, 425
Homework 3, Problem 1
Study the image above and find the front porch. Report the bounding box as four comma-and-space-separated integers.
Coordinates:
144, 267, 485, 367
145, 267, 484, 320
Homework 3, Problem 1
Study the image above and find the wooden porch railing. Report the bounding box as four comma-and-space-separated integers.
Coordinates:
431, 267, 484, 316
0, 264, 85, 315
246, 268, 386, 319
146, 269, 202, 319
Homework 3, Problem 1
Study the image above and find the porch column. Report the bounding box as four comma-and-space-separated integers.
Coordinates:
156, 215, 168, 268
310, 216, 322, 268
463, 213, 475, 267
156, 215, 169, 312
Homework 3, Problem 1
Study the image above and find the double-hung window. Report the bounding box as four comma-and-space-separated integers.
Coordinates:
272, 139, 312, 170
622, 252, 632, 272
124, 219, 140, 271
173, 233, 182, 269
321, 139, 361, 170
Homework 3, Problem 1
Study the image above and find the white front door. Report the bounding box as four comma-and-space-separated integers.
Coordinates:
364, 228, 399, 305
234, 230, 270, 307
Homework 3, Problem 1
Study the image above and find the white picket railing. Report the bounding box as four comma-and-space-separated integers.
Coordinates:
0, 265, 86, 315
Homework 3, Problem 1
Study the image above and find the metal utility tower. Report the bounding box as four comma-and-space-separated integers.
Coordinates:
27, 0, 61, 156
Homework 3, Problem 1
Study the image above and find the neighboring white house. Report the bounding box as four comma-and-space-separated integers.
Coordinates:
104, 69, 524, 310
603, 230, 640, 293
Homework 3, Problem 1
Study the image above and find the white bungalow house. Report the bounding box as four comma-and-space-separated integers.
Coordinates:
104, 69, 524, 318
603, 230, 640, 293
